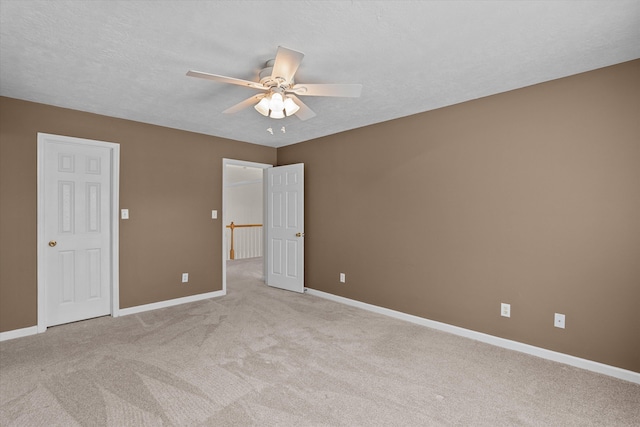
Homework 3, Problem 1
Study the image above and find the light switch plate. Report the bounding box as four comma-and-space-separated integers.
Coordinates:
121, 209, 129, 219
554, 313, 565, 329
212, 210, 218, 219
501, 303, 511, 318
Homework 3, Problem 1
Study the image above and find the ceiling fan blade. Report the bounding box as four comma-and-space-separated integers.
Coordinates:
289, 95, 316, 121
223, 94, 265, 114
287, 83, 362, 98
271, 46, 304, 84
186, 70, 266, 91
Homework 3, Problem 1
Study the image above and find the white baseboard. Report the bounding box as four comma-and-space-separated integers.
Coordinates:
1, 291, 226, 342
0, 326, 38, 342
118, 290, 226, 317
304, 288, 640, 385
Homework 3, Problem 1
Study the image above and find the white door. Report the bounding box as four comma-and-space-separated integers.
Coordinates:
265, 163, 304, 293
40, 136, 113, 327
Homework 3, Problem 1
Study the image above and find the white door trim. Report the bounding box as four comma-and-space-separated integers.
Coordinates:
222, 158, 272, 294
37, 133, 120, 333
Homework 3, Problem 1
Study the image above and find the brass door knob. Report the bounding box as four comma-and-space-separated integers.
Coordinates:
296, 232, 305, 237
48, 240, 57, 247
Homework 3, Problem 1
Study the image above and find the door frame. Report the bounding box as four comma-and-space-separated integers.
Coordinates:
37, 133, 120, 333
222, 158, 272, 294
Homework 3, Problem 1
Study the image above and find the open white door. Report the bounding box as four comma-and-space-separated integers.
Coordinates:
265, 163, 304, 293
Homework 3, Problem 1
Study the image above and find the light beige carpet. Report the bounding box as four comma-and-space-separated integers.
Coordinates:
1, 257, 639, 426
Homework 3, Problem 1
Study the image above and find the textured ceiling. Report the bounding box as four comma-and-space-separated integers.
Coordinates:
1, 1, 639, 148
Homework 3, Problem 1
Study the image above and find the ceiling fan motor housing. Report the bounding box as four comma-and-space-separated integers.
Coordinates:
259, 59, 291, 89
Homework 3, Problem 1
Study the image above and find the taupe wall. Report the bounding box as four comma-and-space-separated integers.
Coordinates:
278, 60, 640, 372
0, 97, 276, 331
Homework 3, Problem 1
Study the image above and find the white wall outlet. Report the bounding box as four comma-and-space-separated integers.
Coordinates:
121, 209, 129, 219
182, 273, 189, 283
339, 273, 346, 283
211, 210, 218, 219
501, 303, 511, 318
554, 313, 565, 329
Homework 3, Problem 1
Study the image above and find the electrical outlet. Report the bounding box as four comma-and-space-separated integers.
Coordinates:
554, 313, 565, 329
182, 273, 189, 283
339, 273, 346, 283
501, 303, 511, 318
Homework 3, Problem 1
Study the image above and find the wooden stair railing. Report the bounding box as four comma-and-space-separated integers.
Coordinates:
226, 222, 263, 260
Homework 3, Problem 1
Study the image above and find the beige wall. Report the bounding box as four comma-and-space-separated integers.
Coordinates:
278, 60, 640, 373
0, 97, 276, 331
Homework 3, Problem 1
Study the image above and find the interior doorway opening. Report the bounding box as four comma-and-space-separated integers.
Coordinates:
222, 159, 271, 294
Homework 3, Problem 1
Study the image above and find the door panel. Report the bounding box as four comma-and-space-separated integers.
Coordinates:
43, 138, 112, 327
266, 163, 304, 293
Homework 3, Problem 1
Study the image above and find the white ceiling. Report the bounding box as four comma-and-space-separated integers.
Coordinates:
226, 164, 263, 185
1, 1, 639, 148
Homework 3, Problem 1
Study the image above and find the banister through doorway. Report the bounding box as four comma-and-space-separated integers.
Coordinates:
226, 222, 263, 260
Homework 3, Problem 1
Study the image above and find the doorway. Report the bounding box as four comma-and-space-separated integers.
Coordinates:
222, 159, 271, 294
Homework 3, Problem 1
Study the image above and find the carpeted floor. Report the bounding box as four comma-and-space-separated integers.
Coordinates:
1, 257, 639, 426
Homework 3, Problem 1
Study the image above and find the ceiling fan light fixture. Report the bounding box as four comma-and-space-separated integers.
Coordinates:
283, 96, 300, 116
254, 97, 270, 116
255, 92, 292, 119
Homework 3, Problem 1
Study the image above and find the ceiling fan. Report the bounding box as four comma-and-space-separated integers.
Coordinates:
186, 46, 362, 121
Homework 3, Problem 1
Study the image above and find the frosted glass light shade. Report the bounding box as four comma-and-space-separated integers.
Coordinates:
254, 97, 270, 116
269, 92, 284, 112
269, 109, 285, 119
283, 97, 300, 116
